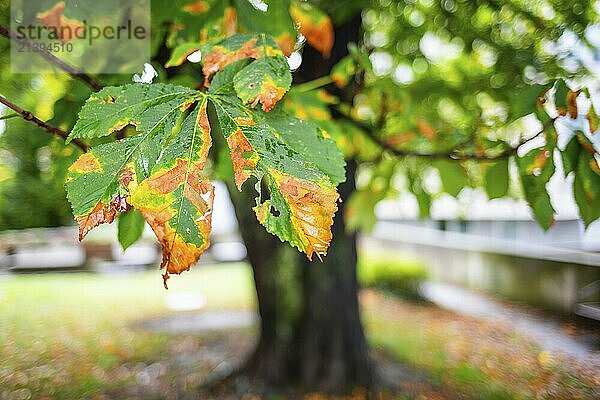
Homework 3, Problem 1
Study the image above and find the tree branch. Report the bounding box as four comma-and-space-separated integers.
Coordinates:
0, 95, 88, 152
332, 107, 555, 161
0, 24, 103, 91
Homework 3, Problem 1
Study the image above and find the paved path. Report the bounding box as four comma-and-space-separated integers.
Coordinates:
420, 281, 600, 365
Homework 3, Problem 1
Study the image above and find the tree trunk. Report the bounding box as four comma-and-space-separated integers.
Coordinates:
293, 160, 373, 391
224, 180, 294, 385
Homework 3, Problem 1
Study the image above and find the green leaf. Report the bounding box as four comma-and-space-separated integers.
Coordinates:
68, 84, 199, 142
485, 159, 509, 199
208, 59, 252, 95
165, 43, 203, 68
407, 172, 430, 219
233, 0, 296, 55
212, 94, 345, 259
517, 148, 556, 230
434, 160, 468, 197
553, 79, 570, 111
118, 209, 146, 251
509, 84, 546, 120
561, 136, 581, 177
573, 151, 600, 227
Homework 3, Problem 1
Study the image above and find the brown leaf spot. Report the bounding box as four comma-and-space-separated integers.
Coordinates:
182, 0, 210, 15
110, 195, 130, 213
69, 153, 102, 173
76, 201, 116, 241
145, 159, 188, 194
275, 32, 296, 57
567, 90, 579, 119
119, 167, 135, 189
202, 38, 260, 86
416, 119, 436, 141
227, 130, 258, 190
250, 82, 287, 112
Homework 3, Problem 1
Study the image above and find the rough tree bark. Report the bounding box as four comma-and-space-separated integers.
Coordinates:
224, 179, 295, 385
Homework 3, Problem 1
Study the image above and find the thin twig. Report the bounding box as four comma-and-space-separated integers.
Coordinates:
293, 76, 334, 93
0, 113, 18, 121
0, 95, 88, 152
332, 107, 555, 161
0, 24, 103, 91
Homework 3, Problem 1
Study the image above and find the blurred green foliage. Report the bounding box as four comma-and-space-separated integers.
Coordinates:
359, 252, 428, 300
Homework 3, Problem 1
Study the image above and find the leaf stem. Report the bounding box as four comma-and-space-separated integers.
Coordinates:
0, 95, 88, 152
293, 76, 334, 93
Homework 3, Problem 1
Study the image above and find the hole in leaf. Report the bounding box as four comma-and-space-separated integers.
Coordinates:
270, 206, 280, 217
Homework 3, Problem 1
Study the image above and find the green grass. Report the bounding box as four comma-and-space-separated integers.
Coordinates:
1, 263, 596, 399
0, 263, 255, 398
367, 317, 513, 400
363, 293, 598, 400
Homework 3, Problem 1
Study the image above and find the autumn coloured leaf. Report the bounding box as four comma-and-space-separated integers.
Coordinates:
202, 33, 284, 85
202, 34, 292, 111
233, 57, 292, 111
173, 1, 237, 42
255, 170, 339, 260
66, 84, 213, 283
212, 95, 345, 259
37, 1, 84, 43
66, 138, 145, 241
66, 29, 346, 283
290, 1, 334, 57
129, 100, 214, 286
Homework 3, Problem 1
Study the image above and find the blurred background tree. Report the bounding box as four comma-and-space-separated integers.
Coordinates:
1, 0, 599, 394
